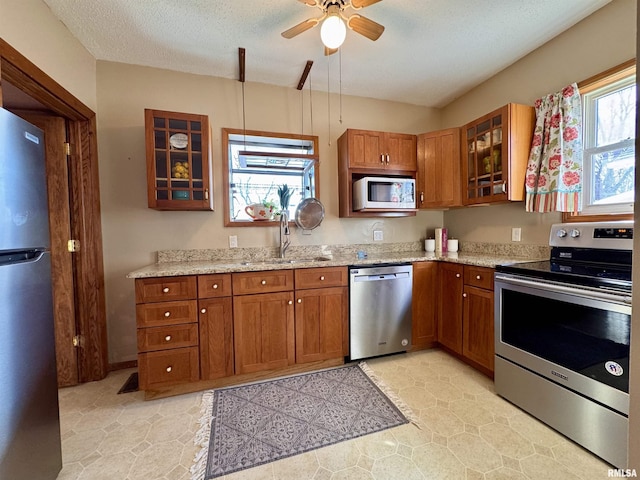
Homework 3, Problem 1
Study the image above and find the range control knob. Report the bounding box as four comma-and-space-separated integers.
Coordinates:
557, 229, 568, 238
570, 229, 581, 238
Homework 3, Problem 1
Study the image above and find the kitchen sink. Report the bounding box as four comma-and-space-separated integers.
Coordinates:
240, 256, 332, 266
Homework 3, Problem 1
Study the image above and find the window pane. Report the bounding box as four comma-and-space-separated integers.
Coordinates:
595, 84, 636, 147
590, 144, 635, 205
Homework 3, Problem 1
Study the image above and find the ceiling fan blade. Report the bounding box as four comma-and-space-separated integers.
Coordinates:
281, 17, 320, 39
350, 0, 382, 9
324, 46, 339, 56
298, 0, 319, 6
347, 14, 385, 41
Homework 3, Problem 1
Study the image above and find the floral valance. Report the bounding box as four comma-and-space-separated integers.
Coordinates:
525, 83, 583, 213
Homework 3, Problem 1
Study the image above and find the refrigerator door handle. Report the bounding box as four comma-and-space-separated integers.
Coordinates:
0, 249, 45, 266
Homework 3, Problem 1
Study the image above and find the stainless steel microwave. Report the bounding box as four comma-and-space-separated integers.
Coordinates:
352, 177, 416, 210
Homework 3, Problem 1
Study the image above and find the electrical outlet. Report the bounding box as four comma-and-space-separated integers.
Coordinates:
511, 227, 522, 242
229, 235, 238, 248
373, 230, 383, 241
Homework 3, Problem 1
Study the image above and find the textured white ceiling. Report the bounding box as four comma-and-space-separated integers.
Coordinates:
42, 0, 611, 107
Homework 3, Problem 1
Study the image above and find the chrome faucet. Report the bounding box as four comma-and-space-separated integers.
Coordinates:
279, 211, 291, 258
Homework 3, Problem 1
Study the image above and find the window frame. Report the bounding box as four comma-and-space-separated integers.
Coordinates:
221, 128, 320, 227
563, 59, 635, 223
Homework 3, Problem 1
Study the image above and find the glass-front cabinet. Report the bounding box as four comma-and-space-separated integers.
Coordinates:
144, 109, 214, 210
462, 104, 535, 205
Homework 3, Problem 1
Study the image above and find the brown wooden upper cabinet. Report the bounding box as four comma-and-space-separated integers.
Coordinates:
144, 109, 214, 210
417, 128, 462, 209
338, 129, 417, 172
462, 103, 534, 205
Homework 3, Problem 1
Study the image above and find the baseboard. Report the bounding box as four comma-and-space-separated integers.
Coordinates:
109, 360, 137, 371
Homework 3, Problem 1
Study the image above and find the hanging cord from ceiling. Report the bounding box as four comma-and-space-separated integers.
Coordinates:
297, 60, 314, 146
339, 48, 343, 125
327, 54, 331, 146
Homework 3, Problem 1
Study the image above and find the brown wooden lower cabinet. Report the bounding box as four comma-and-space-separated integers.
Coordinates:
199, 296, 234, 380
437, 263, 464, 353
437, 263, 495, 375
411, 261, 438, 348
233, 291, 296, 375
295, 286, 348, 364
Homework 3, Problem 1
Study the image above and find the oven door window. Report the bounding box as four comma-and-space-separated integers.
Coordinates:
501, 289, 630, 392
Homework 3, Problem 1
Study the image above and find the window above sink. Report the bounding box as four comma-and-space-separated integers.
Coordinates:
222, 128, 320, 226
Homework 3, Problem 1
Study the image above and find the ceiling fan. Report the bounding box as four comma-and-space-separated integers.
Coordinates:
281, 0, 384, 54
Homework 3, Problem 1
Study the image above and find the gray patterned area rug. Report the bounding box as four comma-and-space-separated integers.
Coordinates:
191, 363, 413, 480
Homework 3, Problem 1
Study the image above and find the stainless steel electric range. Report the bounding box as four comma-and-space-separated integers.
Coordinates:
494, 221, 632, 468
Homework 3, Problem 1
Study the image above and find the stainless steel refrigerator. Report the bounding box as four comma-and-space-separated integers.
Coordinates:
0, 108, 62, 479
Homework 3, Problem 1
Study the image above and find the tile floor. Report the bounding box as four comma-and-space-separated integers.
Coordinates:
57, 349, 613, 480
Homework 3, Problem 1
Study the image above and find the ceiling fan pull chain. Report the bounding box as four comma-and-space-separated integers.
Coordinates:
339, 48, 343, 125
327, 56, 331, 146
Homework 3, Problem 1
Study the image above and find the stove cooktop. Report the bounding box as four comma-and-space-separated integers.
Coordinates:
496, 260, 632, 293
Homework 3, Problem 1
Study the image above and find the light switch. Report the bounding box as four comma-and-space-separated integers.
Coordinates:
229, 235, 238, 248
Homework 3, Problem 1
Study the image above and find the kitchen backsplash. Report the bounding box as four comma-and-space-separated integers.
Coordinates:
156, 241, 549, 263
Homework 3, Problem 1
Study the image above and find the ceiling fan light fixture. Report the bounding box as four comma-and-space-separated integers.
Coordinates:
320, 14, 346, 49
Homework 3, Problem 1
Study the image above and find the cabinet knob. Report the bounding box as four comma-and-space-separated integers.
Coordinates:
463, 293, 467, 298
201, 308, 207, 314
164, 311, 171, 317
162, 287, 170, 293
380, 154, 385, 165
297, 298, 302, 304
456, 273, 461, 278
213, 283, 219, 289
476, 275, 481, 280
386, 154, 390, 164
166, 366, 173, 373
165, 335, 172, 342
288, 300, 293, 305
261, 280, 267, 285
320, 276, 325, 281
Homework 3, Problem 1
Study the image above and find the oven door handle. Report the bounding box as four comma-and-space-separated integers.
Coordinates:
494, 273, 633, 305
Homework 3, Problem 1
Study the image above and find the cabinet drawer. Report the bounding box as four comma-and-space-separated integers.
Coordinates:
135, 276, 197, 303
137, 324, 199, 352
198, 273, 232, 298
464, 266, 494, 290
232, 270, 294, 295
136, 300, 198, 327
138, 347, 200, 389
295, 266, 348, 289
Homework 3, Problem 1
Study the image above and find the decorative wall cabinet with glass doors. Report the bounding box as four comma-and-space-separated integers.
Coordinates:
462, 103, 535, 205
144, 109, 214, 210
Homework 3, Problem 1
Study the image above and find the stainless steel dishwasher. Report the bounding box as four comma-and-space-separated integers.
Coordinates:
349, 264, 413, 360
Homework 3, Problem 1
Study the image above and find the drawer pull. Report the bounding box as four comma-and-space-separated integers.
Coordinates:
463, 293, 467, 298
166, 366, 173, 373
476, 275, 481, 280
261, 280, 267, 285
456, 273, 461, 278
297, 298, 302, 304
165, 335, 172, 342
288, 300, 293, 305
162, 287, 170, 293
213, 283, 219, 289
201, 308, 207, 314
164, 311, 171, 317
320, 276, 325, 281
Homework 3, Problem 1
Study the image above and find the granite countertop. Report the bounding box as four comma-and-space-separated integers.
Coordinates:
126, 250, 542, 279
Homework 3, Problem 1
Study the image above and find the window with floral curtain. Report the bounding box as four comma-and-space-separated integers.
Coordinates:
525, 83, 583, 213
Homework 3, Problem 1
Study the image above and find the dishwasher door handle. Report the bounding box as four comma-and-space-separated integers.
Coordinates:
353, 272, 410, 282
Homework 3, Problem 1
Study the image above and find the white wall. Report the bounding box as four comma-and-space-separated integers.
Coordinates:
441, 0, 636, 246
0, 0, 97, 111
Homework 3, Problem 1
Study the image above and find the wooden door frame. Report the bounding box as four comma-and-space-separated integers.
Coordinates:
0, 38, 108, 382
